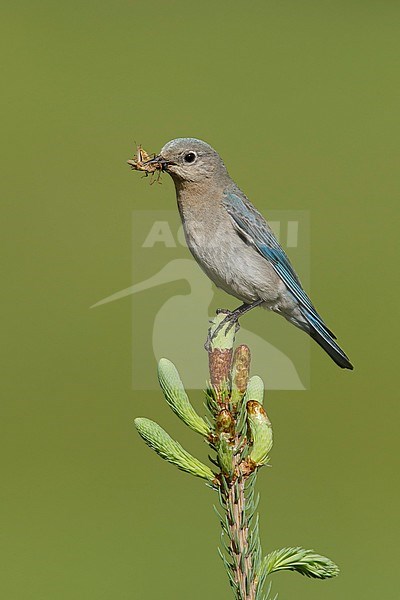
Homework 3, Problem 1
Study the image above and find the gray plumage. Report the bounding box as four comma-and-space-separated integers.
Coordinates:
148, 137, 352, 370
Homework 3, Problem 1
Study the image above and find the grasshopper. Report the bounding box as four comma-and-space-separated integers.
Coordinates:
127, 144, 164, 183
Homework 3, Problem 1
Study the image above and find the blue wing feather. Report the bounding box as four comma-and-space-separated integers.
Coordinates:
223, 191, 336, 338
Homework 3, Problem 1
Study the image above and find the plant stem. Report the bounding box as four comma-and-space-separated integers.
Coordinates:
226, 474, 257, 600
208, 316, 262, 600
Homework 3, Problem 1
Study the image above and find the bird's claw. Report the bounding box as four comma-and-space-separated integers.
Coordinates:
206, 302, 259, 351
204, 333, 212, 352
206, 310, 241, 347
216, 308, 231, 315
224, 318, 240, 336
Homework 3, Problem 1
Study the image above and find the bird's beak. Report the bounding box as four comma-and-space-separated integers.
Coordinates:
143, 155, 170, 170
126, 155, 170, 170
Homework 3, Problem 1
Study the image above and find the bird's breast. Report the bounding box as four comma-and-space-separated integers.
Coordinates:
178, 200, 283, 305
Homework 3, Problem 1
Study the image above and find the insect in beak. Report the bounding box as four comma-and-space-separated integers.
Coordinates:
127, 145, 170, 184
127, 146, 169, 174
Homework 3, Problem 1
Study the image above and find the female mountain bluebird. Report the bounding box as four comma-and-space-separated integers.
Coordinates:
135, 138, 353, 370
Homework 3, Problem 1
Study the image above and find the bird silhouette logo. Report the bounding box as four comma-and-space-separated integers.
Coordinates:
92, 211, 308, 390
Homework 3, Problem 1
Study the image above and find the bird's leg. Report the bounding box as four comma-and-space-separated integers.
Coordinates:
206, 299, 264, 349
222, 299, 264, 334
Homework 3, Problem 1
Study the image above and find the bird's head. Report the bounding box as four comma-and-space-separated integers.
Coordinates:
147, 138, 229, 185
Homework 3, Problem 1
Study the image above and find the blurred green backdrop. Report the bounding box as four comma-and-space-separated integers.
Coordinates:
1, 1, 399, 598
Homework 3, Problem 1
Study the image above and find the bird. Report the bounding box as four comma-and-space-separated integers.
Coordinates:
137, 137, 353, 370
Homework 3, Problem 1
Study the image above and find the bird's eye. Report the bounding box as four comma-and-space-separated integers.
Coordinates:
184, 151, 196, 163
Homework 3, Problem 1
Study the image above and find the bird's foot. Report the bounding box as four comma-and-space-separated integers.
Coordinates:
204, 309, 241, 351
205, 301, 264, 352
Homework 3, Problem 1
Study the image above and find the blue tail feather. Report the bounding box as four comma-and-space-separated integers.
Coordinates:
301, 309, 353, 370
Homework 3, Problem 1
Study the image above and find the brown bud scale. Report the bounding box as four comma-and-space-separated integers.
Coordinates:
208, 348, 233, 390
232, 345, 251, 395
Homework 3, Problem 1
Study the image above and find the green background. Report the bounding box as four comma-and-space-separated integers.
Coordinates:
2, 1, 399, 598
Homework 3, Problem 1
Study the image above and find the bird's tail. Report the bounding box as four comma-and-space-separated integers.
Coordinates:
299, 309, 353, 370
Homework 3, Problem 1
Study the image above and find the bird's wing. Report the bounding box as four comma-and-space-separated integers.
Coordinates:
223, 191, 335, 336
